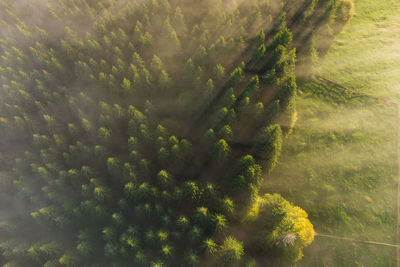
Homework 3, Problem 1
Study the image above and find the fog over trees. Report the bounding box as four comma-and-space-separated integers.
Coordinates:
0, 0, 353, 266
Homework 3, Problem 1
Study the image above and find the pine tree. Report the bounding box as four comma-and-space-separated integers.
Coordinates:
211, 139, 230, 163
219, 236, 244, 263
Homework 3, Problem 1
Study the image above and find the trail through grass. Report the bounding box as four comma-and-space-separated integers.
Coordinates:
262, 0, 400, 265
264, 85, 397, 265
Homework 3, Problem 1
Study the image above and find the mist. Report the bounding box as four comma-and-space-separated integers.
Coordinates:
0, 0, 371, 266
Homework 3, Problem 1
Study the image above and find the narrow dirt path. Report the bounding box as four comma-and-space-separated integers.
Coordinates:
316, 233, 400, 249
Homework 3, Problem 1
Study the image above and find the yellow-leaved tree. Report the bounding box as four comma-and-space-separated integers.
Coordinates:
244, 193, 315, 264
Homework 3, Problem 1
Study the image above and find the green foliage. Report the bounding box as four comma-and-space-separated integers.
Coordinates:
203, 238, 218, 255
213, 64, 225, 83
58, 251, 79, 266
184, 250, 199, 266
245, 194, 315, 263
219, 236, 244, 263
0, 0, 346, 265
220, 197, 235, 216
218, 125, 233, 141
211, 214, 228, 232
157, 170, 173, 187
177, 216, 190, 229
255, 125, 283, 171
255, 29, 266, 45
211, 139, 230, 163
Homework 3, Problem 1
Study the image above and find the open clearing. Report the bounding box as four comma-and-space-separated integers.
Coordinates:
263, 0, 400, 265
319, 0, 400, 99
264, 82, 397, 266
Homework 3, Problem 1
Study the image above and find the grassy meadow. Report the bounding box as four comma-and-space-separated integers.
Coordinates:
264, 80, 397, 266
263, 0, 400, 265
319, 0, 400, 99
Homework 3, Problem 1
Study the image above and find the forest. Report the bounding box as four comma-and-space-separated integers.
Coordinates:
0, 0, 354, 266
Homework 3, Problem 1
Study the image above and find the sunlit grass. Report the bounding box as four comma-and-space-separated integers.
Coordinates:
264, 1, 400, 265
319, 0, 400, 99
263, 83, 397, 265
263, 0, 400, 258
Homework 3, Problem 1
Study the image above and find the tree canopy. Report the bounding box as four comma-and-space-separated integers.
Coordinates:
0, 0, 352, 266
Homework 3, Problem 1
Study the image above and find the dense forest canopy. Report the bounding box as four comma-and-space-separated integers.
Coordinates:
0, 0, 353, 266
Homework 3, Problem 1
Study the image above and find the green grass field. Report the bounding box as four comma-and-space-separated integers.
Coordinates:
263, 0, 400, 265
264, 82, 397, 265
319, 0, 400, 99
